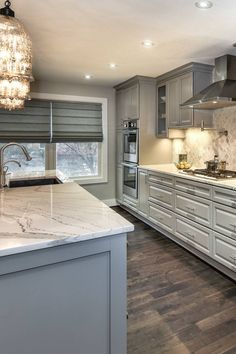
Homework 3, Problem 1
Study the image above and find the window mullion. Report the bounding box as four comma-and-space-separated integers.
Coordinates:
45, 143, 56, 170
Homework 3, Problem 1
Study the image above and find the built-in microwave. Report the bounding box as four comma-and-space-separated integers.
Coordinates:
123, 120, 139, 164
122, 162, 138, 199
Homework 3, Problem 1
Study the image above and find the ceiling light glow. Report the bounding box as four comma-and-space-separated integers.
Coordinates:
84, 74, 92, 80
109, 63, 117, 69
195, 1, 213, 9
142, 40, 154, 48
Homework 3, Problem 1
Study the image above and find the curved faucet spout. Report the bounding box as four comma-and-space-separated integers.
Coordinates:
0, 142, 32, 189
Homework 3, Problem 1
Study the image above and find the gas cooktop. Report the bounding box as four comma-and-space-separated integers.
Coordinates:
179, 169, 236, 180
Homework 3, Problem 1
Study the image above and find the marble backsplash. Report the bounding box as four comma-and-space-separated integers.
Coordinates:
172, 106, 236, 170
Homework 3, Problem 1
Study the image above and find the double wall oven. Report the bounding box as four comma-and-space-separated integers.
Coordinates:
122, 120, 139, 199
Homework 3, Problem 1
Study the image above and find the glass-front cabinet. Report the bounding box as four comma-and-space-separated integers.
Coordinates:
157, 84, 168, 138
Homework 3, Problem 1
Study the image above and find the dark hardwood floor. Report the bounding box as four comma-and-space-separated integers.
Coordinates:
113, 207, 236, 354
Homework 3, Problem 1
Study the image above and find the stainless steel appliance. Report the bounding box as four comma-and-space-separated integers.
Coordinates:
122, 162, 138, 198
123, 120, 139, 164
181, 54, 236, 110
180, 168, 236, 180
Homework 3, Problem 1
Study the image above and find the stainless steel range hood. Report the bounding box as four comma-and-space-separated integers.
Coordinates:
181, 55, 236, 110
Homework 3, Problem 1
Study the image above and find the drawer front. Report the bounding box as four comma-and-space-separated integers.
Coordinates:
123, 195, 138, 211
148, 172, 174, 188
175, 177, 212, 199
213, 202, 236, 240
149, 184, 175, 210
213, 232, 236, 271
213, 187, 236, 208
175, 216, 211, 255
175, 192, 212, 227
149, 202, 175, 233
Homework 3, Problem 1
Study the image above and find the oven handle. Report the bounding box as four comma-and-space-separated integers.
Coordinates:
121, 163, 138, 169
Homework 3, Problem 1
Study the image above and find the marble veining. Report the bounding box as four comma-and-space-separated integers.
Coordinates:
0, 176, 134, 257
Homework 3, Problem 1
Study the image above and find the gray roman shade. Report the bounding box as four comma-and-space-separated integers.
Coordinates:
51, 101, 103, 142
0, 99, 103, 143
0, 100, 51, 142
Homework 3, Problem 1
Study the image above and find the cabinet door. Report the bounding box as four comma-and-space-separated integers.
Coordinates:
116, 91, 125, 129
138, 170, 149, 217
156, 84, 168, 137
116, 165, 123, 202
179, 73, 194, 126
167, 78, 180, 127
130, 84, 139, 119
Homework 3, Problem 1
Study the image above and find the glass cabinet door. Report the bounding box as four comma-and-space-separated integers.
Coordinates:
157, 85, 168, 138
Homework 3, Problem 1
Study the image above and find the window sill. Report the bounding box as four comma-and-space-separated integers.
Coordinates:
69, 175, 108, 185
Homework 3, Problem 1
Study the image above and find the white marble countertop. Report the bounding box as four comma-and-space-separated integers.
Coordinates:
139, 164, 236, 190
0, 171, 134, 257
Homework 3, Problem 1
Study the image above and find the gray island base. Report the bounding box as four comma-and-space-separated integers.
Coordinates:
0, 233, 127, 354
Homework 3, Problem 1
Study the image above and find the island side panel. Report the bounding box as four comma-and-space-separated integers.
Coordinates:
0, 234, 127, 354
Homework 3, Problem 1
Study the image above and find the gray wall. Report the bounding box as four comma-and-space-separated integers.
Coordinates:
31, 80, 116, 201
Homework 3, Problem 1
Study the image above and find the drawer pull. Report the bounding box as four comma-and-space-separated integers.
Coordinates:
230, 224, 236, 230
230, 255, 236, 264
157, 217, 164, 222
185, 206, 196, 212
186, 232, 195, 239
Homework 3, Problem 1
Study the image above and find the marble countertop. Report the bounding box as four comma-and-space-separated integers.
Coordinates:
139, 164, 236, 190
0, 171, 134, 257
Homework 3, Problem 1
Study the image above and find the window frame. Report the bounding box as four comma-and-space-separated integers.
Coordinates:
31, 92, 108, 185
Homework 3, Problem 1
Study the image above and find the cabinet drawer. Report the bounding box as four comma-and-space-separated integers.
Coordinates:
149, 202, 175, 233
213, 203, 236, 240
175, 216, 211, 255
149, 184, 175, 210
175, 192, 212, 227
213, 187, 236, 208
175, 178, 212, 199
123, 195, 138, 211
148, 172, 174, 188
213, 232, 236, 271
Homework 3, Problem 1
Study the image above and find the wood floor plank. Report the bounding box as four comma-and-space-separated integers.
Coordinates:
112, 207, 236, 354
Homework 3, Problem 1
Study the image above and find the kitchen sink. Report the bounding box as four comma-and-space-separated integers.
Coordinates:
9, 177, 62, 188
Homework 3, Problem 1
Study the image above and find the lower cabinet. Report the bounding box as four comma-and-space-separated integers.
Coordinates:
213, 232, 236, 272
149, 202, 175, 233
138, 170, 149, 217
116, 165, 123, 203
175, 216, 212, 255
120, 169, 236, 279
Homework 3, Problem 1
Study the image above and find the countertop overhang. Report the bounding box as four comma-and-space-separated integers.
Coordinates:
0, 171, 134, 257
139, 164, 236, 191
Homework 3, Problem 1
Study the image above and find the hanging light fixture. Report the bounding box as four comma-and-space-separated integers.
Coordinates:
0, 1, 33, 110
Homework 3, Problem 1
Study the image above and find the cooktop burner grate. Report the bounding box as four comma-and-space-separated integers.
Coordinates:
180, 169, 236, 180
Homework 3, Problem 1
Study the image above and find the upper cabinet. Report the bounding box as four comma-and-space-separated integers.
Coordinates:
124, 84, 139, 120
156, 63, 214, 135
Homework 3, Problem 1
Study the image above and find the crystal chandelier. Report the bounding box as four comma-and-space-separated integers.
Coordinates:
0, 1, 33, 110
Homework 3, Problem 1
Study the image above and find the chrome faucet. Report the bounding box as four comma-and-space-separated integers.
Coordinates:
0, 143, 32, 189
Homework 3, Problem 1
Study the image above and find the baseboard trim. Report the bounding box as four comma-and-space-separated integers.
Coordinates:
102, 199, 118, 207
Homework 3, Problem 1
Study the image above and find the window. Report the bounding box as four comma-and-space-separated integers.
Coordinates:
0, 143, 45, 173
56, 142, 101, 179
0, 94, 108, 184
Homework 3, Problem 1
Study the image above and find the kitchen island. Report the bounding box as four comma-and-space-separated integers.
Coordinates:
0, 175, 133, 354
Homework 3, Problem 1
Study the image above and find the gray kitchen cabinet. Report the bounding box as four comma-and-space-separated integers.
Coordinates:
156, 84, 168, 137
149, 183, 175, 211
213, 232, 236, 272
149, 202, 175, 233
213, 202, 236, 240
138, 169, 149, 217
167, 78, 179, 128
0, 235, 127, 354
116, 90, 125, 129
156, 62, 214, 130
123, 84, 139, 120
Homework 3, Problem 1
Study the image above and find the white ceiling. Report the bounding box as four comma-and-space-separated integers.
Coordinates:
11, 0, 236, 86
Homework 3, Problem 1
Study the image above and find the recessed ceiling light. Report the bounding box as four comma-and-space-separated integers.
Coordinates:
84, 74, 92, 80
109, 63, 118, 69
142, 40, 154, 48
195, 1, 213, 9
